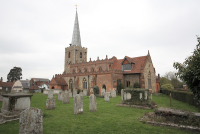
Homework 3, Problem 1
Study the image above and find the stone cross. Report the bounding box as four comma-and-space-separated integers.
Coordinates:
48, 90, 54, 99
46, 99, 55, 110
102, 88, 105, 96
89, 94, 97, 112
19, 107, 43, 134
104, 92, 109, 102
74, 94, 83, 115
62, 93, 70, 104
121, 89, 124, 101
73, 89, 77, 97
111, 90, 116, 98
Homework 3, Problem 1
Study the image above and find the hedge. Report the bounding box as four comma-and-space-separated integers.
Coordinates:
161, 89, 199, 107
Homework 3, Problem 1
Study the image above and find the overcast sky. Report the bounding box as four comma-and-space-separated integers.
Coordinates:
0, 0, 200, 81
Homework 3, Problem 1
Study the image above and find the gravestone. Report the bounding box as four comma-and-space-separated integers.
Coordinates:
19, 107, 43, 134
124, 92, 127, 100
62, 93, 70, 104
127, 93, 131, 99
83, 90, 87, 96
74, 94, 83, 115
104, 92, 109, 102
121, 89, 124, 101
48, 90, 54, 99
73, 89, 77, 97
58, 91, 62, 101
102, 88, 105, 96
79, 91, 83, 96
89, 94, 97, 112
144, 91, 148, 100
46, 99, 55, 110
69, 92, 72, 98
111, 90, 116, 98
140, 93, 142, 99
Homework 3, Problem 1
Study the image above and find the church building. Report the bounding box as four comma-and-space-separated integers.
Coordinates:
49, 9, 160, 94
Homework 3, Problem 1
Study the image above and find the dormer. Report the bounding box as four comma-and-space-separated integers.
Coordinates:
121, 56, 135, 71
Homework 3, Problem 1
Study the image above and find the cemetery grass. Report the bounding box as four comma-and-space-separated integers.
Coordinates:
0, 94, 199, 134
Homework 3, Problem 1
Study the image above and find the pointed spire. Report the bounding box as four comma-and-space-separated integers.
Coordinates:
71, 7, 81, 47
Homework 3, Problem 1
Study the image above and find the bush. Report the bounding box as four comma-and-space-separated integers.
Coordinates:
93, 86, 99, 95
117, 83, 125, 95
161, 84, 174, 90
162, 89, 199, 107
133, 82, 140, 88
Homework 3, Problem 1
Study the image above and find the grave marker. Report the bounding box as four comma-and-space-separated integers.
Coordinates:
89, 94, 97, 112
46, 99, 55, 110
74, 94, 83, 115
104, 92, 109, 102
19, 107, 43, 134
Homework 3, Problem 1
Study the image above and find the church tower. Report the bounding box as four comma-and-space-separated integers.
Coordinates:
64, 8, 87, 74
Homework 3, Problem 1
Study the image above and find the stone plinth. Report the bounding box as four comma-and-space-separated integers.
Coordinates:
104, 92, 109, 102
74, 94, 83, 115
48, 90, 54, 99
1, 94, 33, 114
62, 93, 70, 104
89, 94, 97, 112
46, 99, 55, 110
19, 107, 43, 134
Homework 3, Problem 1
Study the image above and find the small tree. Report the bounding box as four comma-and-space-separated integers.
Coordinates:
93, 86, 99, 95
7, 67, 22, 82
173, 36, 200, 104
117, 83, 125, 94
133, 82, 140, 88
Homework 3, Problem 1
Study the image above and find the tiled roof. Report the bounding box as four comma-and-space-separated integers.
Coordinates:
49, 77, 67, 86
111, 56, 147, 74
0, 82, 14, 88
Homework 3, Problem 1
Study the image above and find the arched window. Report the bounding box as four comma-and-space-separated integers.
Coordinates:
68, 52, 70, 58
83, 78, 87, 89
80, 52, 82, 58
99, 67, 102, 72
69, 79, 73, 90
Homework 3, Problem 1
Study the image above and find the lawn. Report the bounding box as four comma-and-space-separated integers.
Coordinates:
0, 93, 199, 134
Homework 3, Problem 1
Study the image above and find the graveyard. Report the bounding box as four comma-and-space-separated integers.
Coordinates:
0, 93, 199, 134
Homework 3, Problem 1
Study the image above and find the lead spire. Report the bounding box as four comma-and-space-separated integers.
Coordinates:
71, 6, 81, 47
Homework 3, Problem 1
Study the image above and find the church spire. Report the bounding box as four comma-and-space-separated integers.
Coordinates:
71, 7, 81, 47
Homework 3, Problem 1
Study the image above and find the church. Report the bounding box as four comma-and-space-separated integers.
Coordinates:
49, 9, 160, 95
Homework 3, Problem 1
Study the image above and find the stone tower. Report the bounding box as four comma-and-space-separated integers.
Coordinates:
64, 9, 87, 74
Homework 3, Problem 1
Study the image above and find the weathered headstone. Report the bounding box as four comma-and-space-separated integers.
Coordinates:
62, 93, 70, 104
111, 90, 116, 98
124, 92, 127, 100
144, 91, 148, 100
46, 99, 55, 110
74, 94, 83, 115
69, 92, 72, 98
83, 90, 87, 96
79, 91, 83, 96
127, 93, 131, 99
104, 92, 109, 102
58, 91, 62, 101
48, 90, 54, 99
19, 107, 43, 134
73, 89, 77, 97
102, 88, 105, 96
140, 93, 142, 99
121, 89, 124, 101
89, 94, 97, 112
